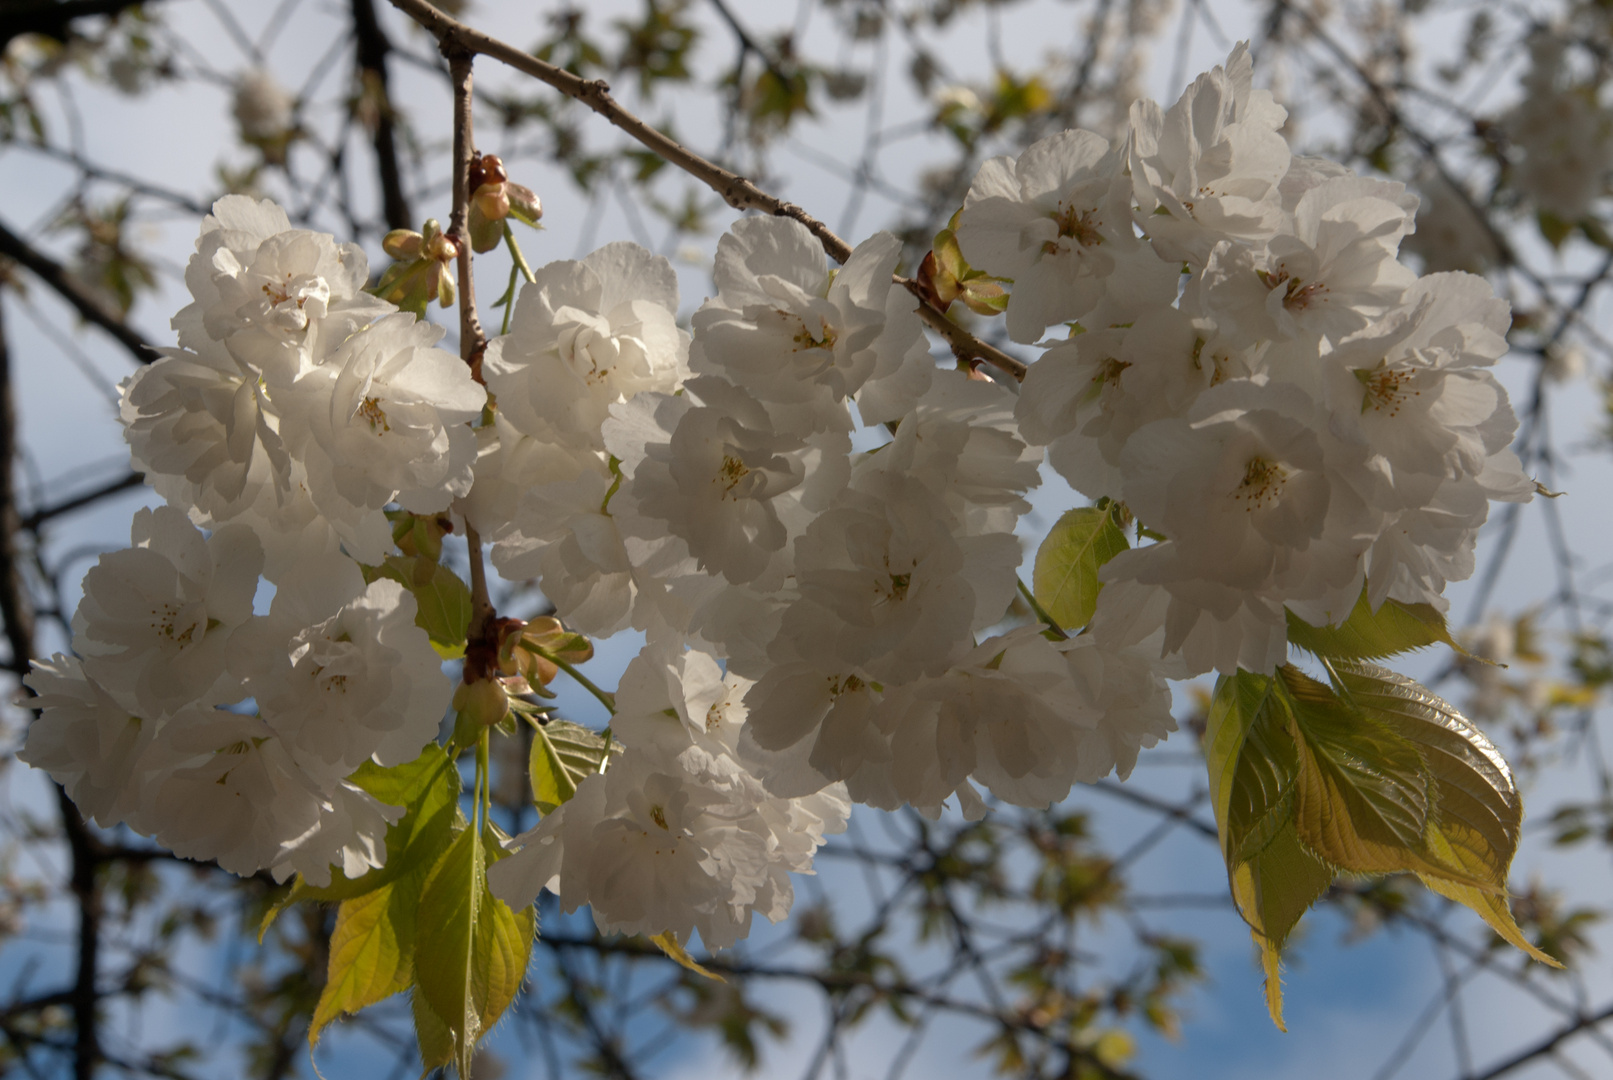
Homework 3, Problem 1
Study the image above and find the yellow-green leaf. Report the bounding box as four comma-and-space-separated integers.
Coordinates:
1032, 505, 1129, 631
310, 878, 418, 1046
416, 825, 484, 1078
1281, 666, 1435, 875
1286, 588, 1464, 661
651, 931, 726, 982
411, 989, 455, 1077
1329, 659, 1558, 965
530, 720, 617, 815
1206, 671, 1334, 1029
1419, 875, 1560, 967
414, 822, 537, 1078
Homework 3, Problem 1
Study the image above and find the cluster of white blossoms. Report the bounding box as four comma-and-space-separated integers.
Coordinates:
1503, 31, 1613, 224
24, 198, 473, 884
20, 44, 1530, 951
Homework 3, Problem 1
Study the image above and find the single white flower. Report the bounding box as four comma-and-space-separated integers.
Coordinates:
956, 128, 1179, 343
690, 219, 902, 420
20, 655, 154, 827
278, 312, 485, 564
72, 506, 263, 718
484, 242, 688, 451
1129, 41, 1293, 264
244, 576, 451, 780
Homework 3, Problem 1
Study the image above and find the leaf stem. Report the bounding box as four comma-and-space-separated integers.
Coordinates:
1017, 577, 1069, 641
503, 221, 536, 283
532, 645, 617, 715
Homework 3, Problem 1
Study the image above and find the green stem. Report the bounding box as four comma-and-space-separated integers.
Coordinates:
503, 221, 536, 283
499, 260, 518, 334
534, 646, 617, 715
1018, 577, 1069, 641
476, 727, 490, 829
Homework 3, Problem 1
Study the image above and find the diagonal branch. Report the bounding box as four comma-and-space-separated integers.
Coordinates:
385, 0, 1027, 381
0, 218, 158, 364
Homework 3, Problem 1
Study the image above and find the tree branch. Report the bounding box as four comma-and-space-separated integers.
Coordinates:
0, 289, 103, 1080
385, 0, 1027, 381
351, 0, 413, 232
0, 218, 158, 364
21, 472, 144, 531
0, 0, 161, 50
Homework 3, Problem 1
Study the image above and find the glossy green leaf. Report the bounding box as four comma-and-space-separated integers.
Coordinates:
1205, 671, 1333, 1030
416, 825, 483, 1077
362, 555, 473, 659
1286, 588, 1464, 661
1281, 665, 1435, 875
1329, 659, 1560, 966
530, 719, 617, 815
1032, 505, 1129, 632
260, 746, 461, 937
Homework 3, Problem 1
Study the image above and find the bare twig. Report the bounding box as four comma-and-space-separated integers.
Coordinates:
385, 0, 1027, 381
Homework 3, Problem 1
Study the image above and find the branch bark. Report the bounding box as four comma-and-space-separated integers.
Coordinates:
385, 0, 1027, 381
351, 0, 414, 232
0, 291, 102, 1080
0, 218, 158, 364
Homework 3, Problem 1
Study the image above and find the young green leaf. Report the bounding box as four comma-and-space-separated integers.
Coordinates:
411, 989, 456, 1077
1328, 659, 1560, 965
1280, 665, 1436, 875
1286, 588, 1464, 661
1205, 671, 1334, 1030
530, 719, 618, 814
362, 555, 473, 659
414, 822, 537, 1077
415, 825, 484, 1078
309, 874, 420, 1046
1032, 505, 1129, 631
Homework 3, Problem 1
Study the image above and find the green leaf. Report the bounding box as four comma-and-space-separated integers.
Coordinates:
261, 746, 460, 937
362, 555, 473, 659
1328, 659, 1561, 966
530, 719, 618, 814
411, 989, 456, 1077
1205, 671, 1334, 1030
1208, 662, 1558, 1030
309, 872, 421, 1046
1286, 588, 1464, 661
416, 825, 483, 1078
414, 822, 537, 1077
1032, 505, 1129, 631
1280, 666, 1440, 875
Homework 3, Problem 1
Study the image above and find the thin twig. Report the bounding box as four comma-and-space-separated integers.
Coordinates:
384, 0, 1027, 381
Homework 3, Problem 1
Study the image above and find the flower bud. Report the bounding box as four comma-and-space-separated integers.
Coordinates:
507, 183, 543, 227
383, 228, 422, 259
452, 676, 510, 729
